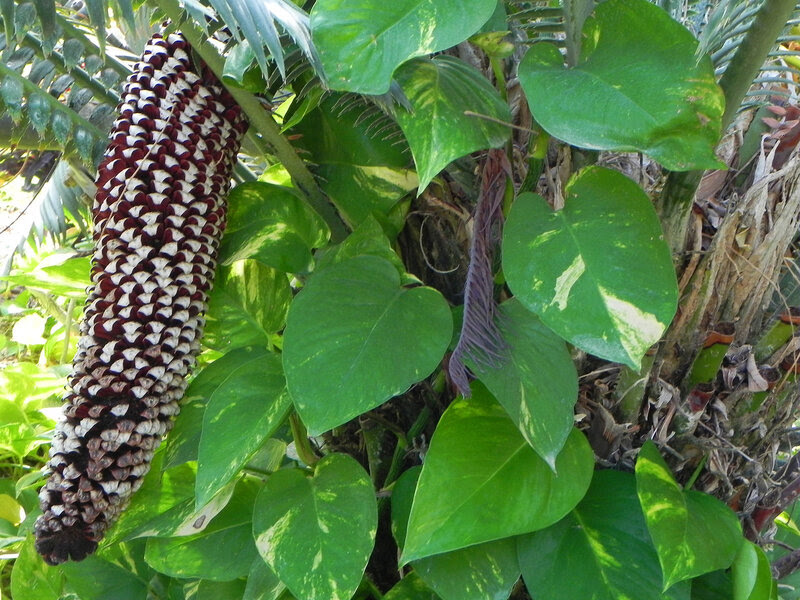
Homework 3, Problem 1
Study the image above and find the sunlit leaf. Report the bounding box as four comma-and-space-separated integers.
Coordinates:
636, 441, 742, 589
196, 349, 290, 507
402, 384, 593, 563
518, 0, 724, 171
503, 167, 678, 368
252, 454, 377, 600
394, 56, 510, 191
311, 0, 496, 94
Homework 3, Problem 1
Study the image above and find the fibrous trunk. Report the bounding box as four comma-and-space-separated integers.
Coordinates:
34, 32, 247, 565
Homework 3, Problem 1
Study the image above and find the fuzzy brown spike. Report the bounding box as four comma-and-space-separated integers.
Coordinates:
34, 32, 247, 565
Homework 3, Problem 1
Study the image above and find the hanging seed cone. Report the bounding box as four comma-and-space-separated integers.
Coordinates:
34, 32, 248, 565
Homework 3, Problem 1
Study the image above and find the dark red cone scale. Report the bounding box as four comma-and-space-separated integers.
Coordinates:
34, 32, 247, 565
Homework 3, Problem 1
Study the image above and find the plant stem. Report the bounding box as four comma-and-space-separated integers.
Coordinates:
289, 412, 320, 467
657, 0, 796, 256
155, 0, 347, 242
60, 298, 75, 364
717, 0, 797, 131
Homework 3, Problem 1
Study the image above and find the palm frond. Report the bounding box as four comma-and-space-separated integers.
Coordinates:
204, 0, 322, 82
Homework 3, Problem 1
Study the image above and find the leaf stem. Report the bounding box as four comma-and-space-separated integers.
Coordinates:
154, 0, 347, 242
289, 412, 320, 467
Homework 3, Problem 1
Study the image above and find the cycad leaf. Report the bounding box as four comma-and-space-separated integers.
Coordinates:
206, 0, 320, 80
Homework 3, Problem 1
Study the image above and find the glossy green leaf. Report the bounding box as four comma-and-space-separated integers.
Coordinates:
503, 167, 678, 368
204, 259, 291, 351
196, 579, 248, 600
472, 298, 577, 467
196, 349, 291, 507
145, 480, 259, 581
165, 347, 268, 469
636, 441, 742, 589
394, 56, 511, 191
243, 557, 286, 600
310, 0, 496, 94
415, 538, 520, 600
284, 256, 452, 435
61, 555, 148, 600
10, 537, 63, 600
219, 182, 329, 273
390, 464, 520, 600
252, 454, 378, 600
518, 470, 691, 600
518, 0, 724, 171
732, 541, 777, 600
402, 384, 593, 563
292, 96, 417, 237
385, 572, 440, 600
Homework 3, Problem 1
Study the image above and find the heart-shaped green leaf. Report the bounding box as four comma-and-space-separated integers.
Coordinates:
204, 260, 291, 352
395, 56, 511, 192
391, 465, 520, 600
636, 441, 743, 589
503, 166, 678, 368
310, 0, 496, 94
145, 480, 260, 581
243, 557, 286, 600
518, 0, 724, 171
471, 299, 577, 467
283, 255, 452, 435
196, 348, 291, 507
252, 454, 377, 600
518, 470, 691, 600
219, 182, 329, 273
61, 556, 147, 600
401, 384, 593, 563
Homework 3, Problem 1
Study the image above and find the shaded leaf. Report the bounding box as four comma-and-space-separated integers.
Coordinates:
61, 555, 148, 600
292, 96, 417, 237
518, 470, 691, 600
243, 557, 287, 600
144, 480, 259, 581
284, 256, 451, 435
503, 167, 678, 368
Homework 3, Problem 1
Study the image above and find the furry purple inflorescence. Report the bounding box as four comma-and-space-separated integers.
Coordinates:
34, 32, 247, 565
